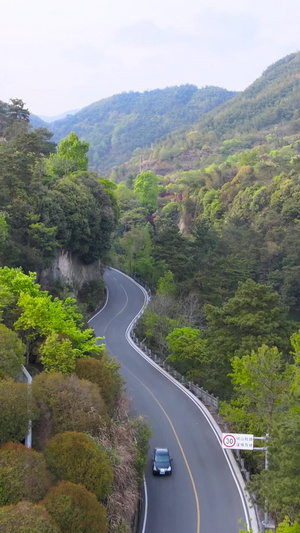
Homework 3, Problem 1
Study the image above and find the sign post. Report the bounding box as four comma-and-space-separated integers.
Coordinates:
222, 432, 275, 532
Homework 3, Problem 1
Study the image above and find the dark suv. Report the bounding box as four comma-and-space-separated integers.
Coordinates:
152, 448, 172, 476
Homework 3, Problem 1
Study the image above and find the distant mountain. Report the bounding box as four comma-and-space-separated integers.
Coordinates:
117, 52, 300, 178
195, 52, 300, 137
30, 114, 49, 129
29, 110, 78, 130
42, 85, 236, 174
38, 109, 79, 123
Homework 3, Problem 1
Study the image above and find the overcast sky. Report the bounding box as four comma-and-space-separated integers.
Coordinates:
1, 0, 299, 117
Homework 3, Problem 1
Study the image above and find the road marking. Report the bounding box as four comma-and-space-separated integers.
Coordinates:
101, 283, 128, 336
93, 268, 252, 531
141, 477, 148, 533
139, 375, 200, 533
105, 344, 201, 533
126, 323, 252, 531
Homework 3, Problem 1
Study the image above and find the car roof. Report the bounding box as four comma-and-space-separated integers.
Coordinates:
154, 447, 169, 454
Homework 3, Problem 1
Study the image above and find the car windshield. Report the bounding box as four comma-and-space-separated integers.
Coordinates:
155, 451, 169, 463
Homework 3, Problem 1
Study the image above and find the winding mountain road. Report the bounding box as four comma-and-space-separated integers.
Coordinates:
89, 268, 255, 533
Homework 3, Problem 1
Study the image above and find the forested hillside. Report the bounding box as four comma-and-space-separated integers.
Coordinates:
31, 85, 236, 174
0, 99, 150, 532
0, 267, 150, 532
3, 50, 300, 530
113, 52, 300, 181
109, 52, 300, 529
0, 99, 118, 291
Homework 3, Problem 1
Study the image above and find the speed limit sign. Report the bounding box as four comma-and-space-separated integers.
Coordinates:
222, 433, 253, 450
223, 434, 236, 448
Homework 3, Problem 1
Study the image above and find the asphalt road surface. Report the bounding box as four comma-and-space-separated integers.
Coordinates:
89, 268, 250, 533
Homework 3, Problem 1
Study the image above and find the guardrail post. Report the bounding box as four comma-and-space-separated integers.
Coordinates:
21, 365, 32, 448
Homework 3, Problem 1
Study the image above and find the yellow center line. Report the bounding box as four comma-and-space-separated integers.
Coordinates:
102, 283, 128, 336
107, 348, 201, 533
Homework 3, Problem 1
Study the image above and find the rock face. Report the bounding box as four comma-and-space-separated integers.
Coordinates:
40, 250, 102, 292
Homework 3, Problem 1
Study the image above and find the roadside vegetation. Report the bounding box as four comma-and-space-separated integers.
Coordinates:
0, 100, 150, 532
108, 53, 300, 530
2, 51, 300, 530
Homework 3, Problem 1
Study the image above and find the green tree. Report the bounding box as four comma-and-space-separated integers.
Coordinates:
220, 345, 290, 435
277, 518, 300, 532
0, 323, 25, 378
44, 432, 113, 502
39, 332, 79, 374
249, 408, 300, 523
8, 98, 30, 123
0, 501, 60, 533
27, 222, 57, 260
136, 308, 179, 356
154, 202, 180, 232
0, 267, 42, 328
46, 174, 117, 263
114, 225, 153, 275
157, 270, 176, 296
0, 267, 104, 370
166, 327, 208, 381
77, 279, 105, 313
48, 132, 89, 176
153, 227, 192, 282
289, 330, 300, 395
14, 290, 104, 370
43, 481, 108, 533
0, 443, 51, 505
115, 182, 139, 211
134, 171, 160, 213
0, 211, 8, 257
204, 279, 293, 398
188, 219, 226, 306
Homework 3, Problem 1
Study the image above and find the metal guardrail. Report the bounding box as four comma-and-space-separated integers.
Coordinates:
123, 271, 264, 530
131, 332, 219, 413
129, 273, 219, 413
21, 365, 32, 448
132, 330, 267, 531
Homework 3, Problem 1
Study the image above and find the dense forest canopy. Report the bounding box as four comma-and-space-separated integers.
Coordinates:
0, 99, 118, 278
30, 84, 236, 174
0, 98, 149, 532
2, 50, 300, 530
110, 52, 300, 182
107, 52, 300, 529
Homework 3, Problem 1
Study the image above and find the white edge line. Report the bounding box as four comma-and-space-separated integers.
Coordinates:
125, 318, 257, 533
89, 268, 258, 533
141, 476, 148, 533
88, 286, 109, 323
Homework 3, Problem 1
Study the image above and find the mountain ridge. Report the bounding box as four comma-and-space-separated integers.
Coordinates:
30, 84, 236, 174
29, 51, 300, 180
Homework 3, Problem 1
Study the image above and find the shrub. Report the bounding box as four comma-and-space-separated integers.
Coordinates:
0, 443, 52, 505
0, 500, 60, 532
44, 432, 113, 501
75, 355, 123, 416
43, 481, 108, 532
131, 416, 151, 483
0, 380, 38, 445
32, 372, 109, 448
77, 279, 105, 313
0, 323, 25, 378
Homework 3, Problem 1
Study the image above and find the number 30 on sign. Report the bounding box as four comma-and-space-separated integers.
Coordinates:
222, 433, 254, 450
